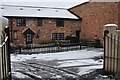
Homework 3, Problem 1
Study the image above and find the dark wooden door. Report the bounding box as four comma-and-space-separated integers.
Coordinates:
76, 30, 80, 40
23, 28, 35, 45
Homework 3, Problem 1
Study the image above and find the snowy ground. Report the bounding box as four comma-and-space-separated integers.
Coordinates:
11, 47, 106, 79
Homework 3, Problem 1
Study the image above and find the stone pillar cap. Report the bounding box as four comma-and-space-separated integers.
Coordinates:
105, 24, 118, 29
117, 30, 120, 32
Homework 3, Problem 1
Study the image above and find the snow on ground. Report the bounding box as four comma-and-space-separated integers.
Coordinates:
11, 48, 103, 61
78, 64, 103, 75
12, 72, 29, 78
11, 48, 103, 77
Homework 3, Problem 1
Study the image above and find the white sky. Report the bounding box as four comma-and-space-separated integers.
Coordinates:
1, 0, 89, 9
2, 0, 84, 2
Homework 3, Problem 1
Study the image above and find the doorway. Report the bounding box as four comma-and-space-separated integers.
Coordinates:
76, 30, 80, 40
23, 28, 35, 44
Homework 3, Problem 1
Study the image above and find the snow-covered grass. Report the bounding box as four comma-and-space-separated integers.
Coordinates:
11, 48, 103, 77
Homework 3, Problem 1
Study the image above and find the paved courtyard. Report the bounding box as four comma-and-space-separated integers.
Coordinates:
11, 48, 110, 80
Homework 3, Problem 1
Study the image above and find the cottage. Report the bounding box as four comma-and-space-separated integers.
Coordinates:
1, 0, 120, 45
0, 5, 82, 45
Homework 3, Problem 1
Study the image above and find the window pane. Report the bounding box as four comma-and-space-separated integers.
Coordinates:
27, 34, 32, 42
57, 34, 60, 40
52, 33, 56, 40
52, 33, 64, 40
13, 31, 17, 40
37, 19, 42, 26
56, 19, 64, 27
17, 18, 26, 26
60, 33, 64, 40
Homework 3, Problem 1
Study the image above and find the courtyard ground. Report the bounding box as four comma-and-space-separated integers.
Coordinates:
11, 47, 115, 80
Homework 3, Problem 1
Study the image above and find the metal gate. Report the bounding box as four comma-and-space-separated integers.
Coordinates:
104, 24, 120, 74
0, 18, 11, 80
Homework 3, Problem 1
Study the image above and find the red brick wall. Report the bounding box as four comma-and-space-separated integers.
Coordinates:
118, 2, 120, 29
70, 2, 119, 43
9, 18, 81, 45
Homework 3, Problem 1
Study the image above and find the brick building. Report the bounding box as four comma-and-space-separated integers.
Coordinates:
0, 5, 81, 45
1, 0, 120, 45
70, 0, 120, 43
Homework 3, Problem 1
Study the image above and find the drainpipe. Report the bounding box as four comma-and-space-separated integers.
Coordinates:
10, 18, 13, 43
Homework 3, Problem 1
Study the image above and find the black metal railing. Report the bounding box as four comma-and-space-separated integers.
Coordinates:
10, 39, 99, 54
0, 27, 11, 80
11, 42, 83, 54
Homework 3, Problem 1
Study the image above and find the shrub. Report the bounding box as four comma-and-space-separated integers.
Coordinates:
65, 35, 78, 43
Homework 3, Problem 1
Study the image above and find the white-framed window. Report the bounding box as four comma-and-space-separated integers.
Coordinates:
17, 18, 26, 26
52, 33, 64, 40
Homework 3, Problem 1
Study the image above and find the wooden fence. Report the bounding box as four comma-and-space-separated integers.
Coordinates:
104, 24, 120, 74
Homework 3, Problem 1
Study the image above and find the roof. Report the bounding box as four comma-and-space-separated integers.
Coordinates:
89, 0, 120, 2
23, 28, 36, 34
0, 5, 80, 19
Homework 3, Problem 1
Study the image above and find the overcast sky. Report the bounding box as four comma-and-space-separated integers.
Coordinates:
1, 0, 89, 9
2, 0, 83, 2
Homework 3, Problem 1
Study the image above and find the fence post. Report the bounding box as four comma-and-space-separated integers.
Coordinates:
57, 42, 60, 52
103, 30, 109, 73
5, 26, 11, 80
80, 44, 82, 50
113, 35, 116, 73
19, 45, 21, 54
117, 31, 120, 72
